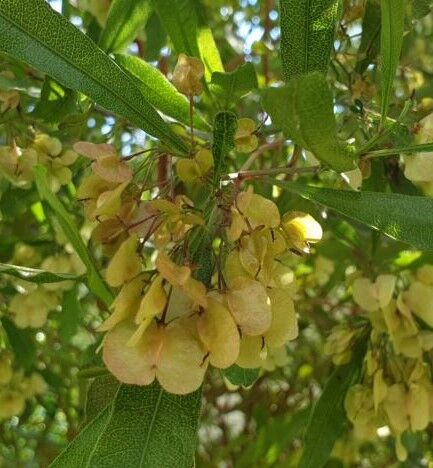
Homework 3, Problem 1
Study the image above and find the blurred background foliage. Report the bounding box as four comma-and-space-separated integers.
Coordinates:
1, 0, 433, 466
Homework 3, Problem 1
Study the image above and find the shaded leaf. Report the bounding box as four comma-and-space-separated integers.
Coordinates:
31, 77, 78, 124
145, 12, 167, 61
0, 0, 187, 153
210, 63, 258, 107
59, 285, 82, 341
355, 0, 381, 75
1, 317, 36, 370
299, 342, 366, 468
380, 0, 405, 124
274, 180, 433, 251
52, 381, 202, 468
279, 0, 342, 80
223, 365, 259, 387
0, 263, 82, 284
33, 165, 113, 307
262, 73, 355, 172
99, 0, 151, 53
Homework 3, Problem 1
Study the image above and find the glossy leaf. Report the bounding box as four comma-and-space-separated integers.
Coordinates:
52, 381, 202, 468
0, 0, 187, 153
279, 0, 342, 80
210, 63, 258, 107
299, 343, 366, 468
262, 73, 355, 172
223, 365, 259, 387
380, 0, 405, 124
33, 165, 113, 306
0, 263, 82, 284
274, 180, 433, 251
99, 0, 151, 53
115, 54, 208, 130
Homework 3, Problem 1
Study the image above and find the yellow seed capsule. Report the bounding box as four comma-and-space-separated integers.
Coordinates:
197, 296, 240, 368
135, 275, 167, 324
234, 118, 258, 153
281, 211, 322, 253
172, 54, 205, 96
105, 235, 141, 287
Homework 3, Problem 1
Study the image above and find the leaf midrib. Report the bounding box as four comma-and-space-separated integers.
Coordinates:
139, 386, 164, 468
0, 6, 179, 150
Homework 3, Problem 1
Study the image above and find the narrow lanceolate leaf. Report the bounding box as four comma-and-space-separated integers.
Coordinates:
52, 381, 202, 468
153, 0, 223, 79
33, 166, 113, 307
210, 63, 258, 108
274, 180, 433, 251
1, 318, 36, 370
223, 365, 259, 387
0, 263, 82, 284
355, 0, 381, 75
0, 0, 187, 154
279, 0, 342, 80
299, 342, 366, 468
212, 111, 237, 183
99, 0, 151, 53
380, 0, 405, 124
262, 73, 355, 172
115, 54, 209, 130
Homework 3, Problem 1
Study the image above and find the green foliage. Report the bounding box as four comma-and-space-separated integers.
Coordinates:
0, 263, 82, 284
52, 381, 202, 468
33, 165, 113, 306
299, 342, 366, 468
1, 317, 36, 370
210, 63, 258, 108
0, 0, 186, 153
380, 0, 405, 123
279, 0, 342, 80
115, 53, 208, 130
212, 111, 237, 182
223, 365, 259, 387
275, 180, 433, 251
262, 73, 355, 172
99, 0, 151, 54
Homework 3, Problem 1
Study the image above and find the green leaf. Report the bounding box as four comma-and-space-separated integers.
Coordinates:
210, 63, 258, 107
279, 0, 342, 80
33, 165, 113, 307
31, 77, 78, 124
223, 365, 259, 387
0, 0, 187, 154
59, 286, 82, 341
0, 263, 82, 284
52, 381, 202, 468
114, 54, 209, 130
262, 73, 355, 172
144, 12, 167, 61
212, 111, 237, 183
99, 0, 151, 53
83, 374, 120, 426
299, 343, 366, 468
380, 0, 405, 124
274, 180, 433, 251
153, 0, 222, 80
355, 0, 381, 75
1, 317, 36, 370
365, 142, 433, 158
